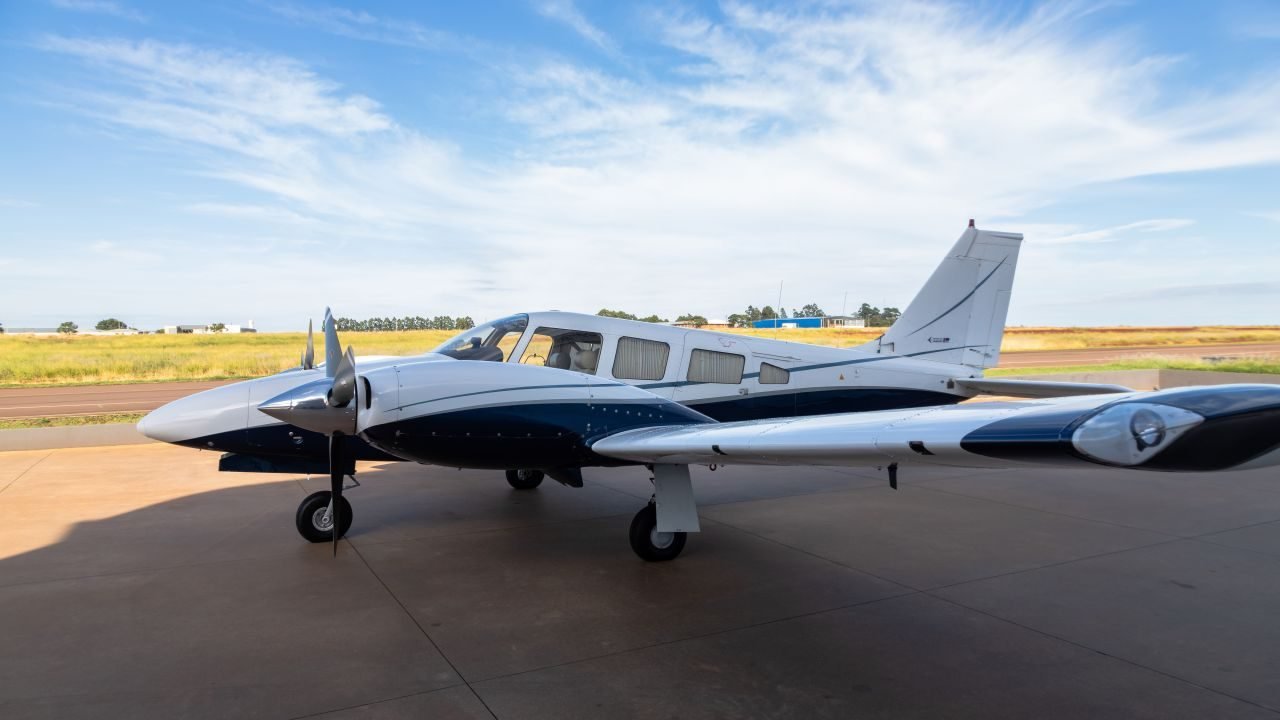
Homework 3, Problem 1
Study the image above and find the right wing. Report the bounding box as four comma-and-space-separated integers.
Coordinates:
592, 384, 1280, 474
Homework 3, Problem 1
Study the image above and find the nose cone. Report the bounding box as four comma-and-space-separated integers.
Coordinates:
138, 382, 251, 444
259, 379, 356, 436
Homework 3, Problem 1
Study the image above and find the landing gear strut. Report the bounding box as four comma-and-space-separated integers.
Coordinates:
506, 468, 545, 489
296, 490, 353, 543
629, 463, 700, 562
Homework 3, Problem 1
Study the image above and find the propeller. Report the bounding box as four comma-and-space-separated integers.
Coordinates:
260, 310, 360, 556
324, 307, 341, 378
300, 319, 315, 370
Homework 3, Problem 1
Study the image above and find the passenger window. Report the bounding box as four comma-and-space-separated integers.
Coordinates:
759, 362, 790, 384
613, 337, 670, 381
519, 327, 603, 375
688, 349, 745, 384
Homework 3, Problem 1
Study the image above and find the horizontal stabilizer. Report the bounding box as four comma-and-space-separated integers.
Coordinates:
950, 378, 1131, 398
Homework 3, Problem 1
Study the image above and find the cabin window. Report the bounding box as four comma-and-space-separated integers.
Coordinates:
688, 349, 745, 384
759, 362, 790, 384
519, 327, 603, 375
613, 337, 670, 381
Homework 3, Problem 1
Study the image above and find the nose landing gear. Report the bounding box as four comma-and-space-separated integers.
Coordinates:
296, 490, 353, 543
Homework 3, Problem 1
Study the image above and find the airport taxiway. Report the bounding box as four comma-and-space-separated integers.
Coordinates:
2, 443, 1279, 718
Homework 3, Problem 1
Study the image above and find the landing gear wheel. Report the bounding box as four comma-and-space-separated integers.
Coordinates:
296, 490, 353, 543
629, 503, 686, 562
506, 468, 545, 490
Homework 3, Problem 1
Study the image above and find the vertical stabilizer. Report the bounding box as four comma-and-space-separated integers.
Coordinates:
864, 223, 1023, 369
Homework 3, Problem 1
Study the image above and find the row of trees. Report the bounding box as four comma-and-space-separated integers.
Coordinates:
18, 304, 902, 336
596, 309, 668, 323
333, 316, 475, 332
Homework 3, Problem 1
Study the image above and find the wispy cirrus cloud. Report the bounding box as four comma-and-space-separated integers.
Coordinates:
534, 1, 617, 54
1038, 219, 1195, 245
50, 0, 146, 23
265, 2, 470, 53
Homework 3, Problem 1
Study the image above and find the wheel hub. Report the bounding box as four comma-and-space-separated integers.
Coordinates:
650, 528, 675, 549
312, 506, 334, 532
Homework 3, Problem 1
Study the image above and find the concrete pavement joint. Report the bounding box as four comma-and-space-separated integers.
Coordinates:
347, 541, 500, 720
0, 451, 52, 497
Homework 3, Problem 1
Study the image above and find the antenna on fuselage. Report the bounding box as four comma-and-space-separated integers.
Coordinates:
775, 280, 784, 339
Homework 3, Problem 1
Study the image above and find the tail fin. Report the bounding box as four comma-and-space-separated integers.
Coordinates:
864, 222, 1023, 369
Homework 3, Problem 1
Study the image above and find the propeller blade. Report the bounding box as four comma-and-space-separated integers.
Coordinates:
324, 307, 341, 378
302, 319, 315, 369
329, 434, 344, 556
329, 346, 357, 408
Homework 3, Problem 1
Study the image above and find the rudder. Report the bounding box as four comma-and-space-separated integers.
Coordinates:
865, 222, 1023, 368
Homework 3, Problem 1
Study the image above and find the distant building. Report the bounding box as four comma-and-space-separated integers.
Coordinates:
83, 328, 142, 336
751, 316, 867, 329
672, 318, 731, 329
3, 327, 60, 335
163, 321, 257, 334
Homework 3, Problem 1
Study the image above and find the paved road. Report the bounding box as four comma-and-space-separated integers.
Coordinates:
0, 380, 234, 420
2, 341, 1277, 419
997, 341, 1280, 368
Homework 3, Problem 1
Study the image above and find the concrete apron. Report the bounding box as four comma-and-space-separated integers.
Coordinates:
1, 368, 1277, 452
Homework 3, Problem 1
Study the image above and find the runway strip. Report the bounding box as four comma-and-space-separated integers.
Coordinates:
996, 341, 1280, 368
2, 341, 1277, 419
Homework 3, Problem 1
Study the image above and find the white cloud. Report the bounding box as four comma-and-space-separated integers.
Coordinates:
50, 0, 146, 23
28, 2, 1280, 325
184, 202, 319, 226
1037, 219, 1195, 245
265, 3, 470, 54
90, 240, 160, 263
534, 1, 617, 53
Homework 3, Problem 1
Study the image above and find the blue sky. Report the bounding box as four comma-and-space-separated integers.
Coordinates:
2, 0, 1278, 330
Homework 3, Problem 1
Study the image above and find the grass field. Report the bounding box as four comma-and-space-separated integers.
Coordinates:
2, 325, 1278, 387
0, 412, 145, 430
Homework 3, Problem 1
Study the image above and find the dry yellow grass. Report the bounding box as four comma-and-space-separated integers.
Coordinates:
3, 325, 1278, 387
718, 325, 1280, 351
0, 330, 456, 387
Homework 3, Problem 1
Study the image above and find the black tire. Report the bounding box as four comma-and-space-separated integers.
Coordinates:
296, 491, 353, 543
506, 468, 545, 490
628, 503, 687, 562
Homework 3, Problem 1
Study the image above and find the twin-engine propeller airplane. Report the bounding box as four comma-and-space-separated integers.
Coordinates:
138, 223, 1280, 560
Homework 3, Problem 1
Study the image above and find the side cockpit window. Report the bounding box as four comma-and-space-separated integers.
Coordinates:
688, 349, 745, 384
613, 337, 670, 381
432, 314, 528, 362
519, 327, 603, 375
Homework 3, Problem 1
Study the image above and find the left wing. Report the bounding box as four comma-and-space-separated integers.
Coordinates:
592, 384, 1280, 473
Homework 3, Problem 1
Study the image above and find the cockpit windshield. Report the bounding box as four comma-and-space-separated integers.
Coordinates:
432, 314, 529, 362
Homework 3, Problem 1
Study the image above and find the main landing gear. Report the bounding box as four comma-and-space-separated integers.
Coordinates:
505, 468, 545, 490
628, 464, 701, 562
629, 503, 687, 561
